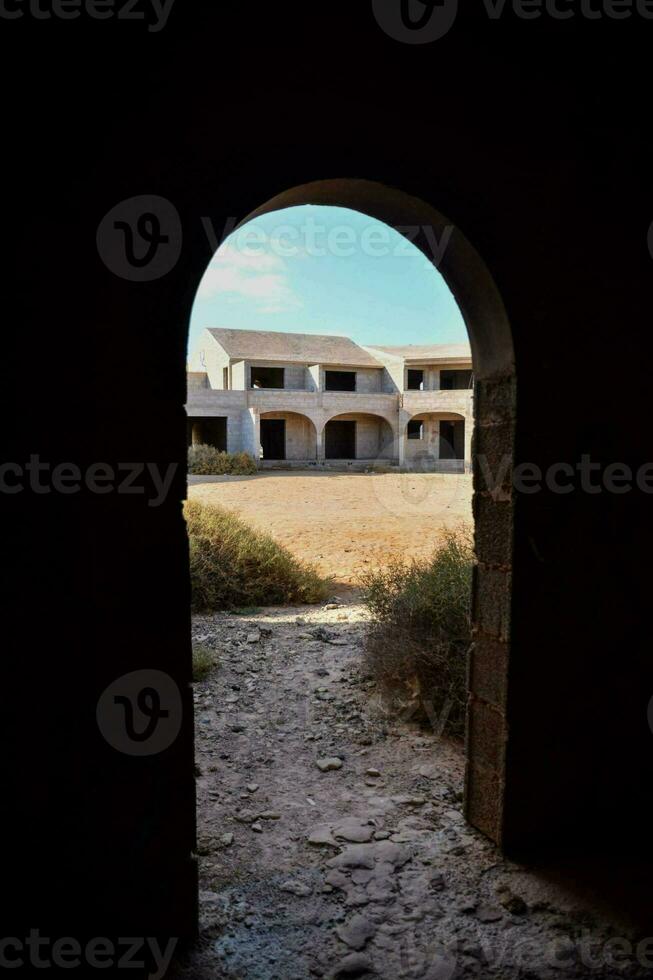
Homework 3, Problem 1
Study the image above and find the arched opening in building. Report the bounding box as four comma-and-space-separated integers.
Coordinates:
259, 411, 318, 463
185, 178, 515, 846
322, 412, 396, 463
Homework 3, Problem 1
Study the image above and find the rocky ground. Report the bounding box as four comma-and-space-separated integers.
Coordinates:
170, 598, 650, 980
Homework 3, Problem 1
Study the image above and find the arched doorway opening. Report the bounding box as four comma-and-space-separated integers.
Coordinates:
258, 411, 318, 464
322, 412, 396, 464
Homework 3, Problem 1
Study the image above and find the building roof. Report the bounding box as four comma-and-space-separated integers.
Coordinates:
206, 328, 384, 367
367, 343, 472, 364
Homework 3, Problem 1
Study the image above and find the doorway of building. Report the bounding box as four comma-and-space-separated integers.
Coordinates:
325, 419, 356, 459
260, 418, 286, 460
440, 419, 465, 460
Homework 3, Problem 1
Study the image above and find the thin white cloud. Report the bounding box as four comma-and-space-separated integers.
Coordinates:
197, 240, 302, 312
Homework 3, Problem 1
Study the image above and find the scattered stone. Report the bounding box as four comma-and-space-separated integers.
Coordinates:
373, 831, 390, 841
246, 631, 261, 643
327, 845, 375, 870
325, 869, 349, 891
333, 952, 375, 977
391, 795, 426, 806
476, 904, 503, 923
246, 783, 259, 793
308, 826, 337, 847
366, 878, 394, 903
372, 840, 411, 868
220, 833, 234, 846
234, 810, 257, 824
251, 822, 263, 833
316, 757, 343, 772
496, 886, 528, 916
345, 890, 370, 908
365, 768, 381, 778
199, 889, 220, 904
311, 627, 334, 643
335, 915, 376, 951
258, 811, 281, 820
333, 819, 374, 844
280, 880, 312, 897
351, 869, 374, 886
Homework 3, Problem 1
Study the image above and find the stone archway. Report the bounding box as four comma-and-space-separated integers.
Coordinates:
222, 180, 515, 843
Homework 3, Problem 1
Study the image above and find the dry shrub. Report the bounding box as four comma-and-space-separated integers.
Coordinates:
360, 529, 474, 737
186, 499, 331, 611
188, 445, 257, 476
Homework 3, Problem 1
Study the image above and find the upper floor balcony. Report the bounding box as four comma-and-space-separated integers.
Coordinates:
402, 388, 473, 416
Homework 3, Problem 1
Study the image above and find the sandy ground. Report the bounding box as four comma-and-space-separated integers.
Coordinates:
188, 471, 473, 585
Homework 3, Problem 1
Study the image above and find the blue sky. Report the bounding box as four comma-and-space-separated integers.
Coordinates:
188, 205, 467, 357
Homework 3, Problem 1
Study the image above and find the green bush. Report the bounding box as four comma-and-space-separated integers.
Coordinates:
192, 643, 216, 682
188, 444, 257, 476
186, 499, 332, 611
359, 529, 474, 737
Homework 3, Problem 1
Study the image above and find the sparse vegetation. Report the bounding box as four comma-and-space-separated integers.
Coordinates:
186, 499, 332, 611
188, 444, 257, 476
360, 529, 474, 737
192, 643, 216, 682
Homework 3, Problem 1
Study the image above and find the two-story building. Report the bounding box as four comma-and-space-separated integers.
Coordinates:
186, 328, 473, 470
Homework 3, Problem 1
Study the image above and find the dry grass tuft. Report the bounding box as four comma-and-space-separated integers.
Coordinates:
186, 499, 332, 611
359, 528, 474, 737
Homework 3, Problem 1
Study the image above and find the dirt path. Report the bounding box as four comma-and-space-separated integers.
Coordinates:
188, 472, 473, 586
171, 598, 645, 980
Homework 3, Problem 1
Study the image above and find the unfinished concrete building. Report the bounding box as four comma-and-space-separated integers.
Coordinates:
187, 327, 473, 470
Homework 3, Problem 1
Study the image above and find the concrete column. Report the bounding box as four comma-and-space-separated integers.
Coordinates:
316, 426, 325, 462
398, 408, 410, 467
246, 407, 261, 461
464, 415, 473, 472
